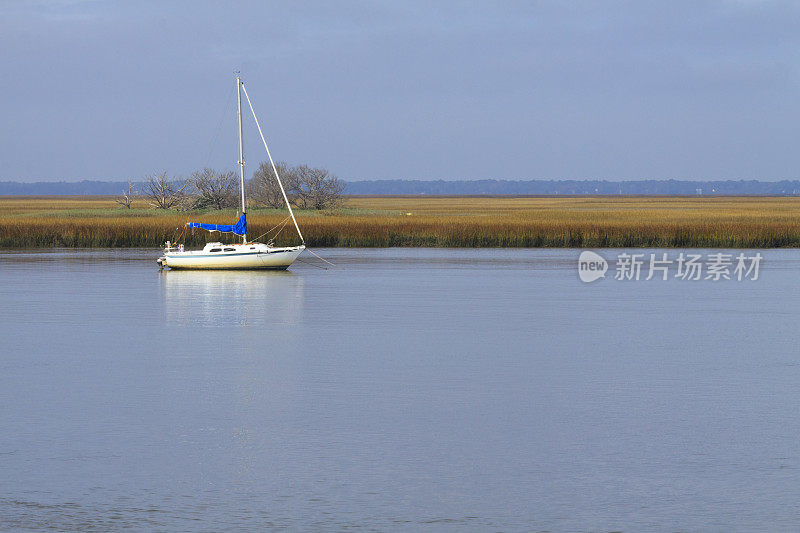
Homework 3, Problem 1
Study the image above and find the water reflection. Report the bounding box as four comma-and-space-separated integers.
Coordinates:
160, 270, 305, 327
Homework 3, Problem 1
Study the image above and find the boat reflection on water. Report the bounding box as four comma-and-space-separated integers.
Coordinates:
159, 269, 305, 327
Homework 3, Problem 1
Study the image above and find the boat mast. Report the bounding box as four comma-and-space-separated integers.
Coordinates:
236, 75, 247, 244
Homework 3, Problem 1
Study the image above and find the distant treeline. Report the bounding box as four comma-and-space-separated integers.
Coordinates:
4, 178, 800, 196
344, 179, 800, 195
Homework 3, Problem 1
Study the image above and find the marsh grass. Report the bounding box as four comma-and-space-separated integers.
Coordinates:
1, 195, 800, 248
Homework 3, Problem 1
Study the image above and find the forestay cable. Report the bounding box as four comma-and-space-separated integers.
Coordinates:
240, 83, 305, 244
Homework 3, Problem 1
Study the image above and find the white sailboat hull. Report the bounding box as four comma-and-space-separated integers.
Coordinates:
163, 245, 304, 270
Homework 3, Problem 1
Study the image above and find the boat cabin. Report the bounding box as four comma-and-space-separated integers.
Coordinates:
201, 242, 269, 253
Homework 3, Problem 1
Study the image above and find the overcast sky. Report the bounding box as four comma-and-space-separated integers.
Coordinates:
2, 0, 800, 181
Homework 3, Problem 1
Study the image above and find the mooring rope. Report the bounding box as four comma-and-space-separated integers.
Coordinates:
295, 257, 328, 270
306, 247, 336, 267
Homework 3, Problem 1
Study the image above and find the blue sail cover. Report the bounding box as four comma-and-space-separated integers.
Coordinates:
188, 213, 247, 235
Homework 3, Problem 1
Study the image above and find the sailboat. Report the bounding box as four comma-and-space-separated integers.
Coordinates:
157, 76, 305, 270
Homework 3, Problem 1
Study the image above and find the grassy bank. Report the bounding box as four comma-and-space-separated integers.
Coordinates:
1, 195, 800, 248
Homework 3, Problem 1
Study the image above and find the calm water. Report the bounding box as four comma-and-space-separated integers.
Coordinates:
1, 248, 800, 531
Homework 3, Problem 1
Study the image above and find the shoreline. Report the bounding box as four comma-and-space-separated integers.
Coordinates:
2, 195, 800, 249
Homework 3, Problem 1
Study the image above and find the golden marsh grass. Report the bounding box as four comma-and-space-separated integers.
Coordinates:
1, 195, 799, 248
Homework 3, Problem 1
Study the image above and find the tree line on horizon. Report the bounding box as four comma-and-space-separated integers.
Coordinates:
5, 178, 800, 196
115, 162, 344, 211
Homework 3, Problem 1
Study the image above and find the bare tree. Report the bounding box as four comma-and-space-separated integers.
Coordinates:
192, 168, 238, 210
295, 164, 345, 210
115, 181, 136, 209
247, 161, 299, 208
142, 171, 190, 210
